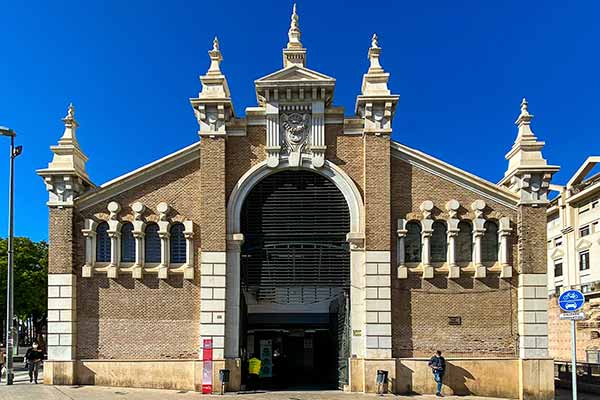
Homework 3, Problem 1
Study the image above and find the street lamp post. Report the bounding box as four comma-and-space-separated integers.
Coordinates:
1, 126, 22, 385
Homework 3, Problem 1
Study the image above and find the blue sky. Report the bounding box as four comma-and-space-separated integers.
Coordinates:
1, 1, 599, 242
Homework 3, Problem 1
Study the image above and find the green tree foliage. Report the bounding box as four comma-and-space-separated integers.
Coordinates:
0, 237, 48, 337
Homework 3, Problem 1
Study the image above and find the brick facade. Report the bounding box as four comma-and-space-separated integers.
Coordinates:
49, 207, 75, 274
390, 157, 519, 358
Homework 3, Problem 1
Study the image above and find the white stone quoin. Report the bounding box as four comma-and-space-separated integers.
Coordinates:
47, 274, 77, 361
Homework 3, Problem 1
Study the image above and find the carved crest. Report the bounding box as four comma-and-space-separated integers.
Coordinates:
281, 112, 311, 153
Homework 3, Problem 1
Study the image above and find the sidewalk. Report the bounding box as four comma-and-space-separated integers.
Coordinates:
1, 377, 596, 400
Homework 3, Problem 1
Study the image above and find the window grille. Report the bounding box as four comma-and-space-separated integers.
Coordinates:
481, 221, 499, 262
240, 170, 350, 303
170, 223, 186, 264
455, 221, 473, 262
145, 223, 161, 263
405, 222, 422, 263
96, 222, 111, 262
430, 221, 447, 262
121, 222, 135, 263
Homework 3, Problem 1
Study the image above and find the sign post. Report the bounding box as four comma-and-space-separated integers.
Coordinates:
558, 289, 586, 400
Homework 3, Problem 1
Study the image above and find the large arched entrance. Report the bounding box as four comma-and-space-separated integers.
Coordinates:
239, 169, 351, 389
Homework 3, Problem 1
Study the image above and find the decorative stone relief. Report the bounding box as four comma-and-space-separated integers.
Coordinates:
81, 201, 195, 280
280, 107, 311, 167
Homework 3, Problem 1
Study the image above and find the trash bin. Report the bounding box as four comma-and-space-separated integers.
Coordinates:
376, 370, 388, 395
219, 369, 230, 395
219, 369, 230, 384
376, 369, 388, 385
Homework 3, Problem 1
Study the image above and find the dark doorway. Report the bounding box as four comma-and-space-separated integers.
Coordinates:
240, 170, 351, 390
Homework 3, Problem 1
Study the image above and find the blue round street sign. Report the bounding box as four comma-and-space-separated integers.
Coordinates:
558, 290, 585, 312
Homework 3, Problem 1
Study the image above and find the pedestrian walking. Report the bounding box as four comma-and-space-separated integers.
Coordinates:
0, 344, 5, 383
25, 342, 44, 384
248, 353, 262, 391
428, 350, 446, 397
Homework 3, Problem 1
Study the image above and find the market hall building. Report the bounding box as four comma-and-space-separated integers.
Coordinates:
38, 6, 558, 399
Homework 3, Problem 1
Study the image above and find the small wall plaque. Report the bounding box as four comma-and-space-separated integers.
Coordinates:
353, 330, 362, 336
448, 316, 462, 326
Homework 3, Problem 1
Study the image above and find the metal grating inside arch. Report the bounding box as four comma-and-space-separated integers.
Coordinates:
241, 170, 351, 304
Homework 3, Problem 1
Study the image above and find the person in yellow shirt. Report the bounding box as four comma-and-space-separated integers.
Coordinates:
248, 354, 261, 391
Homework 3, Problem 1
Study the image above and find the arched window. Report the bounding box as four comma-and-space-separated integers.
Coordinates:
144, 223, 161, 263
121, 222, 135, 263
482, 220, 499, 262
96, 222, 111, 263
431, 221, 447, 262
455, 221, 473, 262
170, 223, 186, 264
405, 221, 422, 263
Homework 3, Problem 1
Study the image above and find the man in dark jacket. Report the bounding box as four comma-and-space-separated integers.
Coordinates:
25, 342, 44, 384
428, 350, 446, 396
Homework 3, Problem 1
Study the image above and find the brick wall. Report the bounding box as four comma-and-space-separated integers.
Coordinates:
77, 159, 202, 360
390, 157, 519, 357
77, 275, 200, 359
517, 205, 548, 274
364, 134, 391, 251
325, 125, 364, 197
201, 138, 226, 252
49, 207, 75, 274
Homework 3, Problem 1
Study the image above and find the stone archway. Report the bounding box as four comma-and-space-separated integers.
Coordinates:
224, 158, 365, 367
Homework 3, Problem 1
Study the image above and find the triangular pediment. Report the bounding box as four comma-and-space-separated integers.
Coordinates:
551, 247, 564, 260
577, 238, 592, 251
255, 65, 335, 84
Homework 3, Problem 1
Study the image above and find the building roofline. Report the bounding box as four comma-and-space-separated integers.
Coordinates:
391, 141, 520, 210
77, 141, 201, 210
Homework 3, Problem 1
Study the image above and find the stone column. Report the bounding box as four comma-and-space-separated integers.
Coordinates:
447, 229, 459, 278
45, 207, 79, 385
499, 216, 513, 278
396, 219, 407, 279
225, 234, 243, 359
517, 205, 553, 400
364, 251, 392, 359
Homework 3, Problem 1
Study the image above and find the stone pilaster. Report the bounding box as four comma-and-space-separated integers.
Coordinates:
364, 251, 392, 358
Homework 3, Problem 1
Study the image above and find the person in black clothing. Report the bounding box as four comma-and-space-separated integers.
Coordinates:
428, 350, 446, 397
25, 342, 44, 384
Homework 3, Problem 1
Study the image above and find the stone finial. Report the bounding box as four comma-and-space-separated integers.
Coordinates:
371, 33, 379, 49
37, 103, 94, 206
498, 98, 559, 201
367, 33, 384, 74
420, 200, 434, 219
108, 201, 121, 220
514, 97, 536, 141
282, 3, 307, 67
471, 199, 486, 219
207, 36, 223, 75
58, 103, 80, 146
157, 202, 170, 221
287, 3, 302, 49
131, 202, 146, 220
445, 199, 460, 219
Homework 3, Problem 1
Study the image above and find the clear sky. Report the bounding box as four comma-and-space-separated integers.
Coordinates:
1, 1, 599, 242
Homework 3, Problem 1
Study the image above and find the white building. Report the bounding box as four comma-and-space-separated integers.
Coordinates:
547, 157, 600, 296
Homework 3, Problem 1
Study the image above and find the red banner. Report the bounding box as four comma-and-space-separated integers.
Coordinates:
202, 338, 213, 394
